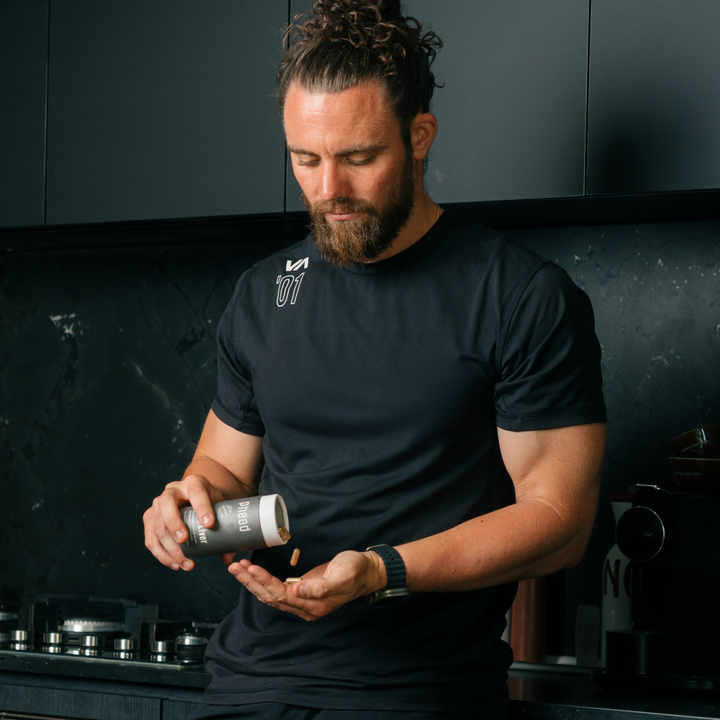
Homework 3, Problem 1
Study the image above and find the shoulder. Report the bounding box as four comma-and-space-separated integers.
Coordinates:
441, 211, 546, 277
439, 212, 594, 327
437, 212, 562, 311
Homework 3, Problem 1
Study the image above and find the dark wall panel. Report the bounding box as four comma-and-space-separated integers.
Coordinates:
46, 1, 287, 225
588, 0, 720, 194
0, 0, 48, 228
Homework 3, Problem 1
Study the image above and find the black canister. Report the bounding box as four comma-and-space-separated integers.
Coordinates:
605, 629, 669, 676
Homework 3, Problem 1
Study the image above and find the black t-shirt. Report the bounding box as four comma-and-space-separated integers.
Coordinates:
202, 210, 606, 714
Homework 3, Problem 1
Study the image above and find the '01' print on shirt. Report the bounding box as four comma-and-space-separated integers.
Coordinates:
276, 257, 308, 307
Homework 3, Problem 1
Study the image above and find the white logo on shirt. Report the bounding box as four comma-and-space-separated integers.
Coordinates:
286, 258, 309, 272
276, 257, 308, 307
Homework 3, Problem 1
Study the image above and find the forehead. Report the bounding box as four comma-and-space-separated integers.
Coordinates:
283, 81, 401, 152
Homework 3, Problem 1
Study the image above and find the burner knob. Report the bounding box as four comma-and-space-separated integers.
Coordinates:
10, 630, 34, 643
175, 633, 207, 647
79, 634, 105, 649
43, 632, 68, 646
151, 640, 175, 654
114, 637, 137, 651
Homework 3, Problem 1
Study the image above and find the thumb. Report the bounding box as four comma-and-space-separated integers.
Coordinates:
294, 577, 332, 599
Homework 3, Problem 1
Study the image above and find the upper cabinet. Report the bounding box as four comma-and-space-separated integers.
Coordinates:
587, 0, 720, 195
0, 1, 48, 228
45, 1, 288, 225
288, 0, 590, 211
412, 0, 590, 204
3, 2, 719, 229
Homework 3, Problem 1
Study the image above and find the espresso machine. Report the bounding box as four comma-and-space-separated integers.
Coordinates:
593, 484, 720, 694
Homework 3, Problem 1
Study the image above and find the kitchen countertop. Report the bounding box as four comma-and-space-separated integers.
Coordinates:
0, 647, 210, 689
2, 649, 720, 719
508, 663, 720, 719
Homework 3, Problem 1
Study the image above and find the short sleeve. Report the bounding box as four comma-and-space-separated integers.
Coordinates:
210, 272, 265, 436
494, 262, 606, 431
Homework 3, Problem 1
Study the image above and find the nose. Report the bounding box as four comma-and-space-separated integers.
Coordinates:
319, 162, 349, 201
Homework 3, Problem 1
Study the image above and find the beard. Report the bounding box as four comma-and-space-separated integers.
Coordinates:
303, 152, 416, 268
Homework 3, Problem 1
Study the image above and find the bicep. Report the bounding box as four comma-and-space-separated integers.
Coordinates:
497, 423, 606, 523
194, 410, 264, 492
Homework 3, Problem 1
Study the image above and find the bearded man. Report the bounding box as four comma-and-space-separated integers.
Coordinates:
143, 2, 607, 719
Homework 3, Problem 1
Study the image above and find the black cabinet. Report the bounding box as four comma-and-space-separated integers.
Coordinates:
45, 1, 288, 225
412, 0, 590, 204
5, 2, 719, 231
0, 672, 204, 720
0, 0, 48, 228
587, 0, 720, 195
287, 0, 590, 210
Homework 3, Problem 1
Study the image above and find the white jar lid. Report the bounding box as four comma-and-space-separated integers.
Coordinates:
258, 494, 290, 547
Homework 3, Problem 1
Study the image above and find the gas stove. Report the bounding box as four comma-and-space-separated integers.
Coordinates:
0, 595, 215, 685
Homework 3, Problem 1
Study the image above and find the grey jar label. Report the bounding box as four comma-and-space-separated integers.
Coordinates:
181, 494, 288, 558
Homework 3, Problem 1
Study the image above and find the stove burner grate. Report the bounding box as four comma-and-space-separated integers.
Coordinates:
61, 618, 125, 635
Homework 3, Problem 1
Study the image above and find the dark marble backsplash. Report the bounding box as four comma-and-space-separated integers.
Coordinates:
1, 216, 719, 645
0, 235, 293, 622
504, 220, 720, 489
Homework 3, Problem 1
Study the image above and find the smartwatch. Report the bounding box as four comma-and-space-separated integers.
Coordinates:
365, 544, 410, 604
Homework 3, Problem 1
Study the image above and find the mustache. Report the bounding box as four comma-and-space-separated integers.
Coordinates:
311, 198, 375, 215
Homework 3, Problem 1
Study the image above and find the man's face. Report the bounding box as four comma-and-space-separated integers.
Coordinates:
284, 81, 418, 266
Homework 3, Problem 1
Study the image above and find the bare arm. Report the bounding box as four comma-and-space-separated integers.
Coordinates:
396, 422, 605, 591
143, 409, 264, 571
229, 422, 605, 619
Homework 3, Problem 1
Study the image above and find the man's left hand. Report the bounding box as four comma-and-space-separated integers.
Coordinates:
227, 550, 387, 621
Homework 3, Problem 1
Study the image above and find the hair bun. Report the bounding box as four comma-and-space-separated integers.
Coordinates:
279, 0, 442, 124
374, 0, 404, 21
312, 0, 404, 27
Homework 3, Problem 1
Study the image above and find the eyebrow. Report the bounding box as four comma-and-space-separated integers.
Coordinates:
287, 143, 387, 158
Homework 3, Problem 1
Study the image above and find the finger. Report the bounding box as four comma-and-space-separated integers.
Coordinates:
293, 553, 365, 600
184, 475, 218, 528
143, 506, 193, 571
227, 563, 317, 621
228, 562, 282, 601
156, 485, 192, 544
143, 507, 176, 567
248, 565, 344, 620
151, 499, 195, 571
292, 578, 331, 600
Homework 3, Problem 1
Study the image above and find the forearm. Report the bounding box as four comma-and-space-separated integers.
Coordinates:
396, 495, 597, 593
179, 410, 264, 500
183, 455, 256, 500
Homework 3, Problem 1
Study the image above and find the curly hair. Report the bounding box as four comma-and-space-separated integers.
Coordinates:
277, 0, 442, 148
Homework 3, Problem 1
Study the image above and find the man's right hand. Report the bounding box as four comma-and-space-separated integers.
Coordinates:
143, 410, 265, 571
143, 474, 230, 571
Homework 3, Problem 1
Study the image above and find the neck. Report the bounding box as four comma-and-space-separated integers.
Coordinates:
366, 190, 440, 263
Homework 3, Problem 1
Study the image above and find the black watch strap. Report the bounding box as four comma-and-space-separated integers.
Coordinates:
366, 545, 409, 604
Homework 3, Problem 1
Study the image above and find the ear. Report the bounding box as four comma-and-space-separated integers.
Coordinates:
410, 112, 438, 161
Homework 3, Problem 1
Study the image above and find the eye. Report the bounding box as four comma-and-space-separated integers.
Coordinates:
295, 157, 320, 167
347, 156, 374, 166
